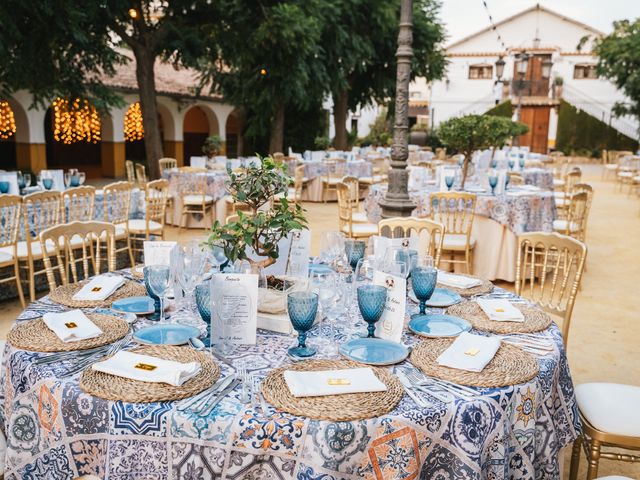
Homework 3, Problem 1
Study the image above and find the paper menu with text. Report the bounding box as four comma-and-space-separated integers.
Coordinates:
210, 273, 259, 346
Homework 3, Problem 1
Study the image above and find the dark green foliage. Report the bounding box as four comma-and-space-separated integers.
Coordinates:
484, 101, 513, 118
555, 101, 638, 155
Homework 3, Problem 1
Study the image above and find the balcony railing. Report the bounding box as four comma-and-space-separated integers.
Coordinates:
510, 79, 551, 97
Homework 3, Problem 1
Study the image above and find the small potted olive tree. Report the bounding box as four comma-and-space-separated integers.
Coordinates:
202, 135, 223, 159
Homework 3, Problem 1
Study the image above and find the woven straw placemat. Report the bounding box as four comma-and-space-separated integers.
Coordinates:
7, 314, 129, 352
131, 265, 145, 279
80, 345, 219, 403
411, 338, 539, 388
261, 359, 404, 421
446, 301, 552, 334
48, 280, 147, 308
437, 275, 494, 297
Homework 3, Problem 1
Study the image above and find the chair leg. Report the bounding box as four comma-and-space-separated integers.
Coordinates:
13, 260, 25, 308
126, 237, 135, 268
28, 259, 35, 303
585, 439, 601, 480
569, 436, 581, 480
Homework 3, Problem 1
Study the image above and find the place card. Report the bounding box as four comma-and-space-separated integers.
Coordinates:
286, 229, 311, 278
370, 235, 418, 259
210, 273, 259, 346
144, 241, 177, 267
373, 271, 406, 343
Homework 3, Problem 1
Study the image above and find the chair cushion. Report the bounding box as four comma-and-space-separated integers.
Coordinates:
323, 178, 341, 185
358, 175, 385, 184
127, 219, 163, 233
0, 240, 57, 260
576, 383, 640, 437
555, 198, 569, 207
553, 179, 565, 187
0, 250, 14, 264
553, 219, 579, 233
604, 164, 619, 170
596, 477, 635, 480
352, 211, 370, 224
554, 191, 566, 199
442, 234, 475, 250
340, 223, 378, 236
618, 171, 634, 178
183, 194, 213, 205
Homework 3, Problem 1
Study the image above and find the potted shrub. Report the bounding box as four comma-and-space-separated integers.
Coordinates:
314, 136, 331, 150
409, 122, 430, 146
202, 135, 223, 159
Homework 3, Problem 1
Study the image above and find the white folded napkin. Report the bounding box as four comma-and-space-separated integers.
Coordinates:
72, 275, 125, 301
519, 184, 540, 191
437, 332, 501, 372
437, 271, 482, 289
476, 298, 525, 322
42, 309, 103, 342
91, 350, 201, 386
284, 368, 387, 398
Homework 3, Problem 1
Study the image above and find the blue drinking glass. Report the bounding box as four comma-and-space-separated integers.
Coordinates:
490, 159, 498, 169
345, 239, 366, 271
519, 158, 526, 169
508, 159, 515, 170
287, 291, 319, 357
195, 282, 212, 347
411, 265, 438, 316
70, 175, 80, 187
505, 174, 511, 190
357, 284, 387, 338
0, 182, 9, 194
488, 175, 498, 195
445, 175, 455, 191
43, 178, 53, 190
144, 265, 170, 321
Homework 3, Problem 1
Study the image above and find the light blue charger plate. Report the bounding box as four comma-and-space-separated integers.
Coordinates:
408, 314, 471, 338
409, 288, 462, 308
134, 324, 200, 345
111, 296, 156, 315
339, 337, 409, 366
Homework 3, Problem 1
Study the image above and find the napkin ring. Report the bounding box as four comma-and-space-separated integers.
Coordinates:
464, 348, 480, 356
327, 378, 351, 386
134, 363, 157, 371
65, 322, 78, 329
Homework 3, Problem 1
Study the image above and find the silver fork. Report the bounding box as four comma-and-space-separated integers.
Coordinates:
404, 368, 477, 399
178, 375, 234, 412
59, 335, 131, 378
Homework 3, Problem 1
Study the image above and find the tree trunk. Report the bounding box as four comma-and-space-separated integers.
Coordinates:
269, 103, 285, 154
333, 89, 349, 150
133, 47, 163, 179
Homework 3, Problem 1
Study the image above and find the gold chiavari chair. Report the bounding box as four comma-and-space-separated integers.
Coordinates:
135, 163, 148, 187
570, 382, 640, 480
341, 176, 369, 223
158, 157, 177, 176
321, 158, 346, 202
378, 217, 445, 268
102, 181, 135, 268
555, 168, 582, 217
125, 160, 136, 183
429, 192, 477, 274
0, 195, 25, 307
553, 191, 589, 241
179, 173, 214, 230
20, 191, 62, 301
573, 184, 594, 242
336, 182, 378, 239
39, 221, 116, 291
359, 157, 389, 189
61, 186, 96, 222
293, 165, 307, 204
515, 232, 587, 345
129, 179, 168, 256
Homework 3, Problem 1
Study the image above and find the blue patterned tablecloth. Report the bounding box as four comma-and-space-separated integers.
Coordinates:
1, 271, 579, 479
163, 170, 229, 203
365, 184, 556, 235
521, 169, 554, 191
301, 160, 372, 181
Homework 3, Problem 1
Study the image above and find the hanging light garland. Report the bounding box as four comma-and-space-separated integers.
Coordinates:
0, 101, 17, 140
52, 97, 101, 144
124, 102, 144, 142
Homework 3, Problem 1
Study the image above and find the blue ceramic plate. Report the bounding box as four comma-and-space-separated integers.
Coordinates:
408, 314, 471, 338
339, 337, 409, 366
111, 296, 156, 315
425, 288, 462, 308
309, 263, 335, 275
134, 324, 200, 345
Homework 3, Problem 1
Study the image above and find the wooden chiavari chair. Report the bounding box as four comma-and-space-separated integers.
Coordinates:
321, 158, 346, 202
61, 186, 96, 222
0, 195, 25, 307
179, 173, 214, 230
515, 232, 587, 345
378, 217, 445, 268
135, 163, 148, 187
292, 165, 307, 204
341, 176, 369, 223
158, 157, 177, 176
125, 160, 136, 183
555, 168, 582, 218
336, 182, 377, 239
102, 181, 135, 268
129, 179, 168, 256
359, 157, 389, 189
20, 191, 62, 301
553, 191, 588, 241
572, 184, 594, 242
39, 221, 116, 291
429, 192, 477, 274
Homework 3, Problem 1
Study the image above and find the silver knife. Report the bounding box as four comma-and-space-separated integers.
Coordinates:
179, 375, 234, 412
198, 378, 241, 417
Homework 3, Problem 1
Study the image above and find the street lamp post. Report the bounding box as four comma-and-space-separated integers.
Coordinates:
379, 0, 415, 219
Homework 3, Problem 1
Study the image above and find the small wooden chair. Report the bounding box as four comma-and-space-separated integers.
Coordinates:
321, 159, 346, 202
102, 181, 135, 268
336, 182, 377, 239
129, 179, 169, 256
158, 158, 177, 176
179, 173, 214, 230
125, 160, 136, 183
135, 163, 148, 187
378, 217, 445, 268
0, 195, 25, 307
341, 176, 369, 223
61, 186, 96, 222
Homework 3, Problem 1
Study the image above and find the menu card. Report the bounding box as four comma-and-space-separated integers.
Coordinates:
372, 271, 406, 343
210, 273, 259, 346
286, 229, 311, 278
144, 241, 177, 266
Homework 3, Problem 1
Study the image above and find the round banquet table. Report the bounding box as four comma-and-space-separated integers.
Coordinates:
364, 184, 557, 282
299, 160, 373, 202
163, 169, 230, 227
1, 270, 579, 479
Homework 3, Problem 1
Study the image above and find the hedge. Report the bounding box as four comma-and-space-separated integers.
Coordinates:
484, 100, 513, 117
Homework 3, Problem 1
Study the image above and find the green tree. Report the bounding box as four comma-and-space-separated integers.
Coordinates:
323, 0, 447, 150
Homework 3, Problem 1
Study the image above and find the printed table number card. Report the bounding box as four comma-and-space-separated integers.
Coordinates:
372, 270, 406, 343
286, 229, 311, 278
210, 273, 259, 346
144, 241, 177, 266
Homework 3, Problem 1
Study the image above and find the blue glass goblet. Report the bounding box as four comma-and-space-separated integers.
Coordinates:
345, 239, 366, 271
195, 282, 212, 347
519, 158, 526, 169
42, 178, 53, 190
70, 175, 80, 187
411, 262, 438, 316
0, 182, 9, 194
144, 265, 170, 322
357, 285, 387, 338
445, 175, 455, 191
490, 159, 498, 169
505, 174, 511, 190
508, 159, 515, 171
287, 291, 319, 357
488, 175, 498, 195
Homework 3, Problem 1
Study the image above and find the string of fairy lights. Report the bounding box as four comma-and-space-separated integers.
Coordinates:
124, 102, 144, 142
52, 98, 101, 144
0, 101, 17, 140
481, 0, 508, 51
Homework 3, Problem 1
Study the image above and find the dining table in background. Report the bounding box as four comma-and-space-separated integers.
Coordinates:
0, 270, 579, 479
364, 184, 557, 282
298, 160, 373, 202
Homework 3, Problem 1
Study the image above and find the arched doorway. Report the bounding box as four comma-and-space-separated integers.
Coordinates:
44, 99, 102, 177
183, 106, 218, 163
0, 100, 18, 170
225, 110, 242, 157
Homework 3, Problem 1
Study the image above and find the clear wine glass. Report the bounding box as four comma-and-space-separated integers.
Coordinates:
78, 172, 86, 185
309, 271, 334, 347
145, 265, 171, 323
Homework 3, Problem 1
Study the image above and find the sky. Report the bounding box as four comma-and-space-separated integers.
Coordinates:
439, 0, 640, 44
